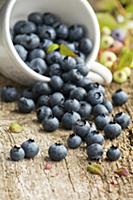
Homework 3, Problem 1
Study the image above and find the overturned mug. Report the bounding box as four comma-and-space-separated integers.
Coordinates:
0, 0, 112, 86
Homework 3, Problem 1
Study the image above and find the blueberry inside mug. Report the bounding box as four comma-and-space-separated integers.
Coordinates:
0, 0, 112, 86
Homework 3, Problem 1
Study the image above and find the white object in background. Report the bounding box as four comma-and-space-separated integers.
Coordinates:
0, 0, 112, 86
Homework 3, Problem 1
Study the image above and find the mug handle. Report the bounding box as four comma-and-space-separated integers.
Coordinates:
87, 61, 113, 85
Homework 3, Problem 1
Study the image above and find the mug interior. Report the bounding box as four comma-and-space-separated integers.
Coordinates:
8, 0, 100, 79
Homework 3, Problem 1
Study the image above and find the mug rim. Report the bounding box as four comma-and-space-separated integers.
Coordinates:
4, 0, 100, 82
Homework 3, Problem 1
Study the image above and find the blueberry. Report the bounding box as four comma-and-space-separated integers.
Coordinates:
78, 101, 92, 120
36, 105, 52, 122
102, 100, 113, 113
37, 25, 56, 40
93, 104, 109, 117
37, 95, 49, 107
21, 139, 39, 158
68, 24, 85, 41
112, 89, 128, 106
79, 38, 93, 55
13, 21, 36, 34
32, 82, 51, 99
106, 145, 121, 161
50, 76, 64, 91
111, 29, 126, 42
10, 146, 25, 161
28, 12, 43, 25
49, 64, 62, 76
15, 44, 28, 61
69, 69, 83, 84
64, 99, 80, 112
14, 34, 40, 50
43, 13, 57, 26
87, 143, 103, 160
42, 115, 59, 132
85, 82, 105, 94
61, 71, 72, 82
52, 105, 65, 121
76, 77, 91, 88
104, 122, 122, 140
95, 114, 110, 130
48, 143, 67, 161
114, 112, 131, 129
69, 87, 87, 101
1, 86, 18, 102
21, 88, 33, 99
55, 23, 68, 39
62, 83, 77, 97
72, 120, 90, 139
18, 97, 35, 113
62, 111, 81, 130
49, 92, 65, 107
46, 51, 62, 65
61, 57, 76, 72
28, 48, 46, 61
84, 130, 104, 146
40, 39, 53, 50
76, 62, 90, 76
86, 90, 104, 106
67, 134, 82, 149
29, 58, 47, 75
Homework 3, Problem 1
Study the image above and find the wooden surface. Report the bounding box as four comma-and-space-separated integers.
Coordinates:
0, 74, 133, 200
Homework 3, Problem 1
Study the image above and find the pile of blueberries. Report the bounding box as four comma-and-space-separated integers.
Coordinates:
1, 12, 131, 162
12, 12, 92, 76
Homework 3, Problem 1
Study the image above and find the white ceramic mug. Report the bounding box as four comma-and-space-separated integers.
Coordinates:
0, 0, 112, 86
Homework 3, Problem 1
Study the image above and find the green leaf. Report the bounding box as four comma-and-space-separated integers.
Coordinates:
97, 13, 118, 31
9, 122, 23, 133
60, 44, 77, 58
87, 163, 103, 176
118, 48, 133, 70
47, 44, 59, 54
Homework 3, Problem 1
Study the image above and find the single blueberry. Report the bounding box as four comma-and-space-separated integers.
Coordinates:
84, 130, 104, 146
64, 99, 80, 112
95, 114, 110, 130
69, 87, 87, 101
29, 58, 47, 75
21, 139, 39, 158
104, 122, 122, 140
106, 145, 121, 161
78, 101, 92, 120
37, 25, 56, 40
114, 112, 131, 129
93, 104, 109, 117
10, 146, 25, 161
86, 90, 104, 106
49, 92, 65, 107
87, 143, 103, 160
72, 120, 90, 139
28, 48, 46, 61
68, 24, 85, 41
1, 86, 18, 102
36, 105, 52, 122
67, 134, 82, 149
50, 75, 64, 91
52, 105, 65, 121
79, 38, 93, 55
43, 13, 57, 26
42, 115, 59, 132
28, 12, 43, 25
32, 82, 51, 99
18, 97, 35, 113
62, 111, 81, 130
48, 143, 68, 161
112, 89, 128, 106
15, 44, 28, 61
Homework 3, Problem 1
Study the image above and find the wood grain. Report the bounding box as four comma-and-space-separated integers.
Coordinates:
0, 74, 133, 200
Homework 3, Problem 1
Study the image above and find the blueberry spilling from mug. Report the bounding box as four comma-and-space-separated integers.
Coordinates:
11, 12, 93, 77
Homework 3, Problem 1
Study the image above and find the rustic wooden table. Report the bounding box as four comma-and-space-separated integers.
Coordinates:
0, 1, 133, 200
